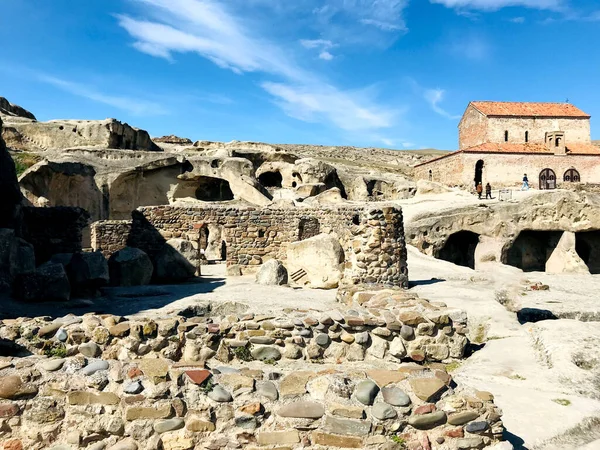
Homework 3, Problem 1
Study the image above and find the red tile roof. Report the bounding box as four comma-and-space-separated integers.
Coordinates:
470, 101, 590, 118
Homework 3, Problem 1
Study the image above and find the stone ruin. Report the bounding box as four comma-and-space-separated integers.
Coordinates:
0, 98, 512, 449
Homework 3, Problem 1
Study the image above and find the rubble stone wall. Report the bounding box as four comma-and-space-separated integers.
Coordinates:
90, 220, 133, 257
0, 294, 507, 450
91, 205, 409, 288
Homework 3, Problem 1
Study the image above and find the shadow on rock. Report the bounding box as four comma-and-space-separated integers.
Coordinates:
408, 278, 446, 288
517, 308, 558, 325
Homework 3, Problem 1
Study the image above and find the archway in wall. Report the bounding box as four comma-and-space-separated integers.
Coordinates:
474, 160, 484, 188
195, 177, 235, 201
575, 231, 600, 273
539, 169, 557, 190
564, 168, 581, 183
258, 171, 283, 188
504, 230, 563, 272
437, 231, 480, 269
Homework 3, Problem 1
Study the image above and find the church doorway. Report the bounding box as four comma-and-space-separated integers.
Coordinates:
539, 168, 556, 190
474, 160, 484, 188
564, 168, 580, 183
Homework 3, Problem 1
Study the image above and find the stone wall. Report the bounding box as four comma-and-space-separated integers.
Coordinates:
486, 116, 590, 146
90, 221, 133, 257
458, 104, 591, 149
414, 151, 600, 189
458, 105, 488, 149
0, 293, 508, 450
91, 204, 409, 288
21, 207, 90, 264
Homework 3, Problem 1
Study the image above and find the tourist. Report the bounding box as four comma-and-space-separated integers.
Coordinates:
485, 182, 492, 199
476, 182, 483, 199
521, 174, 529, 190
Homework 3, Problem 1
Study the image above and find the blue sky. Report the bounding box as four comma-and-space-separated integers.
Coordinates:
2, 0, 600, 150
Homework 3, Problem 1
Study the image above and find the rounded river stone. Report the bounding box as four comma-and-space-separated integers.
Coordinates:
81, 360, 109, 376
154, 418, 185, 433
382, 387, 411, 407
208, 385, 233, 402
465, 421, 489, 434
355, 380, 379, 405
372, 402, 397, 420
251, 346, 281, 361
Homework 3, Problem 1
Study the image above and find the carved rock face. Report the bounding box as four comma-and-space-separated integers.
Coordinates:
0, 116, 22, 229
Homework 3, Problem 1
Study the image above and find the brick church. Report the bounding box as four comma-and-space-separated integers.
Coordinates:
414, 101, 600, 189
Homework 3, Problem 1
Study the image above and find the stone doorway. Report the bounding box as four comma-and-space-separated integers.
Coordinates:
437, 231, 480, 269
539, 168, 556, 190
564, 168, 581, 183
474, 160, 484, 189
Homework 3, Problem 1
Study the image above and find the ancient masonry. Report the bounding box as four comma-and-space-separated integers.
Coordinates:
92, 204, 409, 288
0, 289, 506, 450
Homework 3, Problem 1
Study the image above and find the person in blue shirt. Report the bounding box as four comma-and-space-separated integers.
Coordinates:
521, 174, 529, 190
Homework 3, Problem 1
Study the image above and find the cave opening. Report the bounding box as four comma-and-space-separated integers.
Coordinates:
504, 230, 563, 272
575, 231, 600, 274
194, 177, 235, 201
258, 171, 283, 188
437, 231, 480, 269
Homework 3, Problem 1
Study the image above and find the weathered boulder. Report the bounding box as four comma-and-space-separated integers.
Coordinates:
108, 247, 153, 286
154, 243, 196, 282
287, 233, 344, 289
165, 238, 199, 269
302, 188, 345, 206
295, 183, 326, 198
13, 262, 70, 302
545, 231, 590, 274
255, 259, 288, 286
67, 251, 109, 295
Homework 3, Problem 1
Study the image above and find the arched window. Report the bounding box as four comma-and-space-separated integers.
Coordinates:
504, 130, 509, 142
428, 169, 433, 181
525, 131, 529, 143
564, 168, 580, 183
556, 137, 561, 147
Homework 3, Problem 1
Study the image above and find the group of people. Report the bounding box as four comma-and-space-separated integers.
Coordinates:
475, 174, 530, 199
475, 182, 493, 199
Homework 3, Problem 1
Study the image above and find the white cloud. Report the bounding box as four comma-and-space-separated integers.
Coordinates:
300, 39, 336, 60
430, 0, 564, 11
360, 18, 405, 31
261, 82, 396, 131
402, 142, 415, 148
319, 51, 334, 61
36, 74, 168, 116
300, 39, 334, 49
424, 88, 461, 120
510, 16, 526, 22
118, 0, 400, 132
449, 33, 490, 60
311, 0, 409, 45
